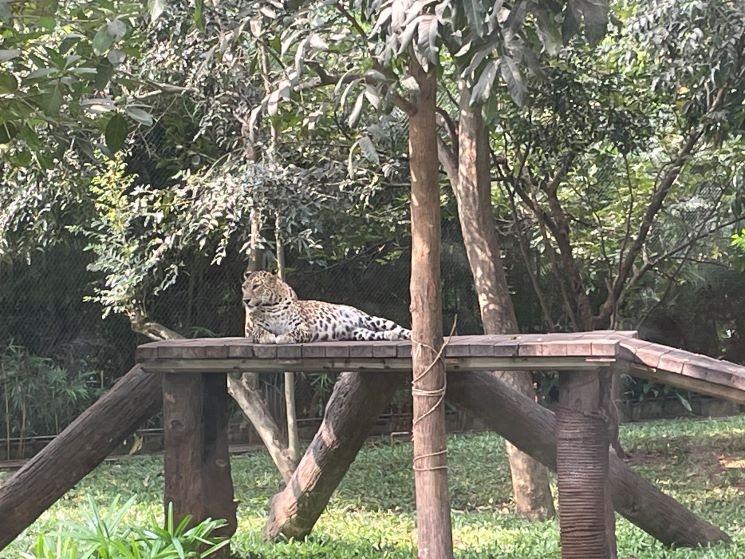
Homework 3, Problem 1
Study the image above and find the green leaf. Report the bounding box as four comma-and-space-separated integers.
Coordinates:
0, 121, 17, 143
463, 0, 485, 37
42, 86, 62, 116
95, 60, 114, 90
125, 106, 154, 126
148, 0, 166, 21
92, 25, 115, 55
348, 92, 365, 128
105, 113, 128, 153
194, 0, 205, 31
38, 15, 55, 30
500, 55, 527, 106
107, 19, 127, 41
675, 391, 693, 413
358, 135, 380, 164
472, 59, 498, 104
574, 0, 609, 45
0, 49, 21, 61
0, 72, 18, 93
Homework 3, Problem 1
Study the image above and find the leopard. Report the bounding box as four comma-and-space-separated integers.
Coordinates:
242, 271, 411, 344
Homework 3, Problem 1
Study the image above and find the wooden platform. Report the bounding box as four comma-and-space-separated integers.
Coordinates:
137, 331, 745, 404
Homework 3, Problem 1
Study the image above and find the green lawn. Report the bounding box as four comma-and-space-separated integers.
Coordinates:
2, 415, 744, 558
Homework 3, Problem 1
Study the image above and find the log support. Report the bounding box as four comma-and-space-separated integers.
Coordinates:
557, 370, 617, 559
162, 372, 237, 552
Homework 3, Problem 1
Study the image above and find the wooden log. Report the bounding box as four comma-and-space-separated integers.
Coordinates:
264, 370, 730, 548
409, 57, 454, 559
447, 372, 730, 548
264, 371, 405, 539
556, 371, 616, 558
163, 372, 237, 548
0, 365, 162, 550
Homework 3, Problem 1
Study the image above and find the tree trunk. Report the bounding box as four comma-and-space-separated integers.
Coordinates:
264, 372, 405, 539
408, 58, 454, 559
450, 84, 554, 519
0, 366, 162, 550
275, 216, 301, 465
263, 370, 730, 548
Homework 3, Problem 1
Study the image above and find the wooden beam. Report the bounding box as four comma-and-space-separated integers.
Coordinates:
0, 366, 161, 550
136, 333, 745, 404
162, 372, 237, 553
140, 356, 613, 374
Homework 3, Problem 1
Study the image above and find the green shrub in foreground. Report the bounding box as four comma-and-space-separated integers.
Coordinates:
21, 496, 228, 559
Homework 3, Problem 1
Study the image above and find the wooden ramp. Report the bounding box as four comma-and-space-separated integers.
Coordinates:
137, 330, 745, 404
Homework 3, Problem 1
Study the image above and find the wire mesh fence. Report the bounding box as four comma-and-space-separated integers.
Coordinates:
0, 211, 489, 461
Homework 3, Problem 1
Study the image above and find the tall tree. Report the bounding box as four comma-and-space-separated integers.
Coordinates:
438, 85, 554, 519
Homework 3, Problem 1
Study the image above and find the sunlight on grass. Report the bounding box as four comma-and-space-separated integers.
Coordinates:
1, 415, 743, 558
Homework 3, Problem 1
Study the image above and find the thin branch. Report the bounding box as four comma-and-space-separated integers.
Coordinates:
504, 187, 557, 331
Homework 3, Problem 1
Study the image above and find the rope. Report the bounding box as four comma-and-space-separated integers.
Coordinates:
411, 316, 457, 473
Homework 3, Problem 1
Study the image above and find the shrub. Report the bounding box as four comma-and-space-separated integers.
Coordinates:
22, 496, 229, 559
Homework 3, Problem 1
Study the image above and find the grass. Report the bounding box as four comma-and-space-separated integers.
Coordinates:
1, 414, 743, 558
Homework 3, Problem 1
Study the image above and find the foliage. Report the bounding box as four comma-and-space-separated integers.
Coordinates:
3, 416, 744, 558
0, 0, 164, 165
0, 344, 101, 452
21, 496, 228, 559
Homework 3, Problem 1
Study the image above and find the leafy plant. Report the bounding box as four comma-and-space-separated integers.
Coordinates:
22, 496, 229, 559
1, 344, 101, 457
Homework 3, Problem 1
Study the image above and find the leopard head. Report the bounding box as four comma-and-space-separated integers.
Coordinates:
242, 271, 297, 309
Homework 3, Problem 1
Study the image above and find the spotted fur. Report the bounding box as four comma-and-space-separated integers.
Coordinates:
242, 271, 411, 343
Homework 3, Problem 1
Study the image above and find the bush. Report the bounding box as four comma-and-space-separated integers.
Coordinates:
21, 496, 228, 559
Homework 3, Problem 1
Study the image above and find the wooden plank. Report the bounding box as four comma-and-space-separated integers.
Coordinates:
591, 340, 618, 358
347, 342, 374, 358
276, 345, 302, 359
228, 343, 254, 359
372, 343, 397, 358
301, 344, 326, 359
141, 356, 608, 374
324, 344, 350, 359
136, 345, 159, 360
565, 342, 593, 357
396, 341, 412, 358
444, 336, 474, 357
253, 345, 277, 359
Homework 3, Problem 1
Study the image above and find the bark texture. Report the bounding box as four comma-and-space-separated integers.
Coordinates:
557, 372, 616, 558
163, 373, 237, 545
0, 366, 162, 549
451, 85, 554, 519
408, 58, 454, 559
264, 371, 404, 539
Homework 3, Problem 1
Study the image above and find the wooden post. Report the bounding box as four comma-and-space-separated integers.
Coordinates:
163, 372, 237, 550
557, 371, 617, 559
409, 58, 454, 559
